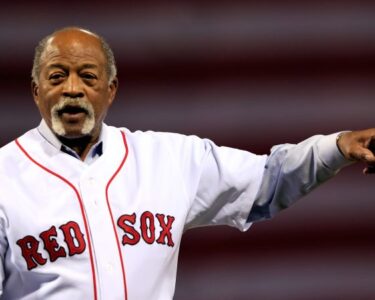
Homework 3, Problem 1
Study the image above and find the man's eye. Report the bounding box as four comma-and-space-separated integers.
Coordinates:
82, 73, 97, 80
49, 73, 64, 80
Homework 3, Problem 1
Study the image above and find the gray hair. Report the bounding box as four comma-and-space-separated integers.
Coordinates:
31, 27, 117, 84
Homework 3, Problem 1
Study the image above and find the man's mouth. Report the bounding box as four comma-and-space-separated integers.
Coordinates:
58, 105, 88, 116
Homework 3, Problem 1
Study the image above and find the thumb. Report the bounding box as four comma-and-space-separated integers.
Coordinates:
352, 147, 375, 163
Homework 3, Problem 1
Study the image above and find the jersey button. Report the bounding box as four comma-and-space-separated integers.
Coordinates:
104, 262, 114, 273
87, 177, 95, 185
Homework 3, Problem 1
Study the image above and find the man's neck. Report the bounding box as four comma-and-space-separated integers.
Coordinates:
37, 120, 104, 161
58, 135, 98, 160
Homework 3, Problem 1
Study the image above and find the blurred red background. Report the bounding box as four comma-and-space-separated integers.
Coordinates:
1, 1, 375, 299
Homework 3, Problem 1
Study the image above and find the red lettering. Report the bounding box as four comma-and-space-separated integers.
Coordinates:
156, 214, 175, 247
117, 212, 175, 247
117, 213, 140, 246
40, 226, 67, 262
140, 211, 155, 244
16, 235, 47, 270
59, 221, 86, 256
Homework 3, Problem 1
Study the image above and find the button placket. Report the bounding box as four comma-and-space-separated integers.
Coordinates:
82, 177, 102, 208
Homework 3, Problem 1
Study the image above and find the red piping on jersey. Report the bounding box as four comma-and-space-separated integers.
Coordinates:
15, 139, 98, 300
105, 131, 129, 300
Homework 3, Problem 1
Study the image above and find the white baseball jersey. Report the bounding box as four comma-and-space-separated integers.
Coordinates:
0, 121, 349, 299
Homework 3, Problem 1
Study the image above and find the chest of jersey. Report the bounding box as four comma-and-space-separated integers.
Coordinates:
1, 128, 189, 300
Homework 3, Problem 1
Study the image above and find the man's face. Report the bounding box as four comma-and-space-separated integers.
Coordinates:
32, 30, 117, 139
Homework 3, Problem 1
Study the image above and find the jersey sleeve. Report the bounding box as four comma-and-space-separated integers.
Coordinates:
181, 136, 267, 231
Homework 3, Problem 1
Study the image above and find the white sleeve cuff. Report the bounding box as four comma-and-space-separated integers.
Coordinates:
317, 132, 354, 170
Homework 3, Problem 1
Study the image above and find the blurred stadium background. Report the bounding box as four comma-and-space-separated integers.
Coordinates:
1, 1, 375, 299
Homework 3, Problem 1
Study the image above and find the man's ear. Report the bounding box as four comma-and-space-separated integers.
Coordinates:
32, 80, 39, 105
108, 77, 118, 105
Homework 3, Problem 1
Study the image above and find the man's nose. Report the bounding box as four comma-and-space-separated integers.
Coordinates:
62, 74, 84, 98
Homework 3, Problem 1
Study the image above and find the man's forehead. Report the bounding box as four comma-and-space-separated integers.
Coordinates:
47, 30, 101, 51
50, 28, 100, 43
41, 30, 105, 64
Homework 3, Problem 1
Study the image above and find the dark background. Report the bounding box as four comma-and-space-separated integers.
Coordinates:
1, 1, 375, 299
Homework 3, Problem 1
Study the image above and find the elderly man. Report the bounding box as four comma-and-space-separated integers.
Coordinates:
0, 27, 374, 299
